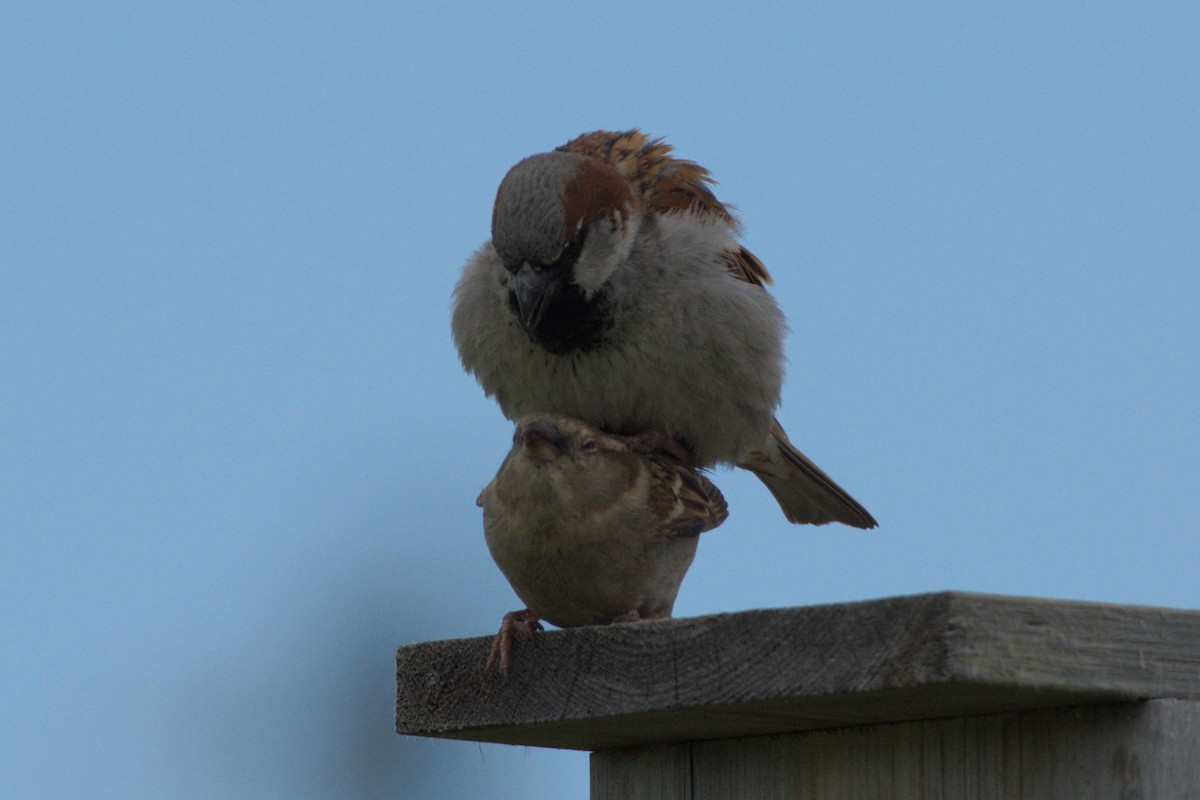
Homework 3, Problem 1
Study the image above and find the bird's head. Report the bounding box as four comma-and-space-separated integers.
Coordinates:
491, 152, 639, 351
510, 413, 636, 510
515, 413, 614, 465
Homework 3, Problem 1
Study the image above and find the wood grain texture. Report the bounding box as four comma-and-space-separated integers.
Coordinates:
590, 700, 1200, 799
590, 744, 690, 800
396, 592, 1200, 750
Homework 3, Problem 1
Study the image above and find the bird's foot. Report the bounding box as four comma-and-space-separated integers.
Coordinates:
617, 430, 694, 467
485, 609, 543, 677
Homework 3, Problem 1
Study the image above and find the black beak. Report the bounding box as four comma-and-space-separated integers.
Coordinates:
510, 262, 562, 332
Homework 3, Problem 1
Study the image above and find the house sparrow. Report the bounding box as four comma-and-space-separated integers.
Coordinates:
479, 413, 727, 673
452, 129, 876, 529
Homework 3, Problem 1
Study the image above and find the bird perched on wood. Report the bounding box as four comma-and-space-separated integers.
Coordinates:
479, 412, 727, 674
452, 129, 876, 528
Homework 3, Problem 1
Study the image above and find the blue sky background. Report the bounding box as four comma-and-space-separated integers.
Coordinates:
3, 3, 1197, 798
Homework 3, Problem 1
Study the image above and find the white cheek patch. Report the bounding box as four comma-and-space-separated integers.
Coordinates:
573, 211, 639, 297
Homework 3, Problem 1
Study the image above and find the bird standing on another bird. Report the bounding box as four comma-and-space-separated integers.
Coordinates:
479, 412, 728, 674
453, 129, 876, 528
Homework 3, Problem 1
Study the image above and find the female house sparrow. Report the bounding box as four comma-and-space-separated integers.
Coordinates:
479, 413, 727, 673
452, 130, 876, 529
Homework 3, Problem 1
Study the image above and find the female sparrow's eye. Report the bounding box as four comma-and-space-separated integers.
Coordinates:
580, 439, 597, 453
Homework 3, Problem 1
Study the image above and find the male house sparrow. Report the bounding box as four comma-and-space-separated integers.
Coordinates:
453, 130, 876, 529
479, 413, 728, 673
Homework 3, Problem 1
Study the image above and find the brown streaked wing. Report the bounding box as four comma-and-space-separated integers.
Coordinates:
647, 456, 730, 537
558, 130, 735, 227
559, 130, 773, 287
721, 245, 773, 286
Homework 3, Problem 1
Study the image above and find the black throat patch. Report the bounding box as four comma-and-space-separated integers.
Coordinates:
509, 283, 613, 355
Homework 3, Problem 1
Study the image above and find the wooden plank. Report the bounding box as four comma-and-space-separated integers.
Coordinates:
590, 745, 691, 800
396, 592, 1200, 750
591, 700, 1200, 799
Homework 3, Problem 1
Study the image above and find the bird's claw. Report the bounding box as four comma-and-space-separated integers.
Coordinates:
617, 430, 694, 467
485, 609, 543, 677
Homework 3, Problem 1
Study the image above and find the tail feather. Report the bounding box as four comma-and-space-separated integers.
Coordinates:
739, 420, 877, 529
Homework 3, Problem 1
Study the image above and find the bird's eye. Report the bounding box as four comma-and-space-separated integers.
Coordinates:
579, 439, 597, 454
548, 226, 589, 272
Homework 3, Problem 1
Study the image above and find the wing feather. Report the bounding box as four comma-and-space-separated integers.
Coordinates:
647, 456, 729, 537
559, 130, 772, 286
